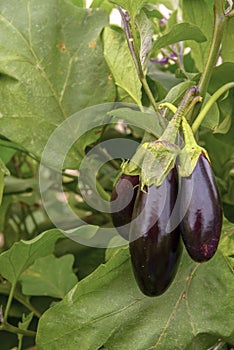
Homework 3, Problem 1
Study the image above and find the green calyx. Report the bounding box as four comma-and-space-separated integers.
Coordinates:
178, 117, 210, 177
122, 140, 179, 188
121, 86, 204, 187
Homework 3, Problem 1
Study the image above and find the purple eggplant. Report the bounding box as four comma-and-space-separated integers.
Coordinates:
179, 153, 222, 262
111, 174, 139, 240
129, 169, 182, 296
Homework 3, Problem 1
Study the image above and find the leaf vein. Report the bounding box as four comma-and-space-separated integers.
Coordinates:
152, 263, 199, 349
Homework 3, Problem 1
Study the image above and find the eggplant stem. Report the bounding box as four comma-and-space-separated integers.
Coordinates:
192, 82, 234, 133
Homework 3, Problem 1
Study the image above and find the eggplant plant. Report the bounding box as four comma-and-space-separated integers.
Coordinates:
0, 1, 233, 349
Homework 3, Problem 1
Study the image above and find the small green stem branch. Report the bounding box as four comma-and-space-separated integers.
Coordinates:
192, 82, 234, 132
3, 283, 16, 323
198, 1, 227, 97
141, 77, 159, 112
162, 86, 198, 142
0, 283, 41, 318
0, 322, 36, 337
191, 0, 227, 121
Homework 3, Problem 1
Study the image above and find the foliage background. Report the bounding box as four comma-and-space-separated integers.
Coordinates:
0, 0, 233, 349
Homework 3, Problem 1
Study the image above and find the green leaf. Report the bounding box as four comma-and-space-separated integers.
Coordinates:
20, 254, 78, 298
0, 1, 115, 163
90, 0, 114, 13
142, 75, 167, 105
0, 158, 10, 176
0, 145, 16, 164
0, 158, 9, 205
167, 10, 178, 30
163, 80, 195, 106
219, 220, 234, 257
0, 229, 64, 285
109, 0, 147, 18
108, 107, 166, 138
152, 22, 207, 52
208, 66, 234, 140
18, 312, 34, 330
213, 93, 233, 135
143, 4, 163, 20
182, 0, 213, 71
135, 10, 154, 66
209, 63, 234, 93
201, 93, 220, 130
55, 238, 106, 279
18, 312, 34, 346
103, 26, 142, 105
147, 62, 183, 91
36, 230, 234, 350
222, 17, 234, 63
70, 0, 85, 6
0, 167, 3, 206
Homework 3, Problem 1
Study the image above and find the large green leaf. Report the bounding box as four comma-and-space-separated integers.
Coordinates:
0, 0, 115, 163
36, 226, 234, 350
152, 22, 207, 53
103, 26, 142, 105
0, 229, 63, 285
182, 0, 213, 72
20, 254, 77, 298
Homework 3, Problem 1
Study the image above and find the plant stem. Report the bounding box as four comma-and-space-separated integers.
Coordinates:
159, 102, 178, 114
192, 82, 234, 132
198, 1, 226, 97
0, 322, 36, 337
161, 86, 198, 142
130, 20, 159, 112
3, 283, 16, 323
0, 282, 42, 318
118, 7, 140, 76
191, 0, 227, 121
141, 77, 159, 112
118, 6, 159, 113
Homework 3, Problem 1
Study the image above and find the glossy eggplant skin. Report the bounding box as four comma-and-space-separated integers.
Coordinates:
129, 169, 182, 296
179, 153, 222, 262
111, 174, 139, 240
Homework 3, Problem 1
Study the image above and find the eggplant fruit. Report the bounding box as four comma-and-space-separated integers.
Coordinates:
129, 169, 182, 296
111, 174, 139, 240
179, 153, 222, 262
